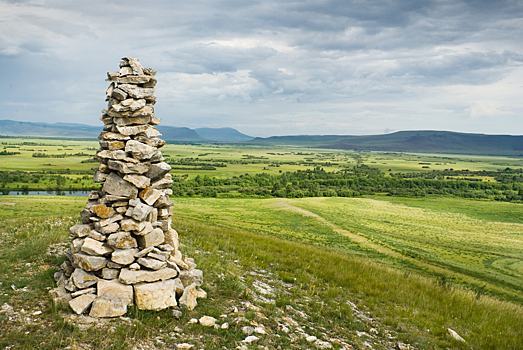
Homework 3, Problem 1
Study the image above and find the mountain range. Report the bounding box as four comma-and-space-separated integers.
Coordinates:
248, 131, 523, 156
0, 120, 254, 142
1, 120, 522, 156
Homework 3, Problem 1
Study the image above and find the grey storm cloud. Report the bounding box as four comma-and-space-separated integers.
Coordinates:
0, 0, 522, 136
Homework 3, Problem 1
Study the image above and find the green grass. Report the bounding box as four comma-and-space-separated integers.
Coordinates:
1, 195, 523, 349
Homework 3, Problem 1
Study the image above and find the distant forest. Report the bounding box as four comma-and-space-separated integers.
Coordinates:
170, 166, 523, 202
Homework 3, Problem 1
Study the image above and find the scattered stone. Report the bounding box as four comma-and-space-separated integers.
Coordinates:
221, 322, 229, 329
447, 328, 466, 343
172, 309, 183, 318
241, 336, 259, 344
199, 315, 216, 327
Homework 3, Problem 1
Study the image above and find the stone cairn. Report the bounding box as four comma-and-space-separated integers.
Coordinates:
50, 57, 204, 317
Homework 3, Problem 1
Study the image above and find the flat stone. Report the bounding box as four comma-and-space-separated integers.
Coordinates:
179, 269, 203, 287
112, 98, 146, 112
70, 224, 93, 238
134, 136, 165, 148
119, 268, 177, 285
103, 173, 138, 199
97, 279, 133, 306
158, 244, 175, 252
95, 214, 123, 228
159, 218, 172, 232
164, 228, 179, 250
101, 268, 120, 280
96, 150, 126, 160
96, 222, 120, 234
69, 293, 96, 315
71, 287, 96, 298
151, 174, 173, 189
136, 221, 154, 236
89, 293, 128, 318
129, 263, 140, 270
179, 283, 198, 311
88, 230, 106, 242
153, 194, 174, 208
120, 218, 146, 232
81, 237, 114, 256
116, 125, 148, 136
107, 261, 123, 269
148, 252, 166, 261
134, 246, 154, 258
119, 84, 154, 99
123, 174, 150, 188
137, 257, 166, 270
199, 316, 216, 327
143, 67, 156, 76
112, 88, 127, 100
131, 202, 153, 221
107, 232, 138, 249
49, 286, 72, 306
71, 238, 85, 253
134, 279, 177, 310
139, 187, 163, 206
142, 126, 162, 138
125, 140, 156, 160
91, 204, 115, 219
93, 171, 108, 183
71, 268, 99, 289
108, 160, 149, 174
136, 228, 164, 249
131, 105, 154, 118
99, 132, 130, 141
100, 140, 125, 150
72, 253, 107, 271
111, 248, 139, 265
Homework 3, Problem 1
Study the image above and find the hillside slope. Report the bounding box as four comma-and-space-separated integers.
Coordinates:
248, 130, 523, 156
195, 127, 253, 141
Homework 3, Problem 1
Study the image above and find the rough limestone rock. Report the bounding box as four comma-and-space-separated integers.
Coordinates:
89, 293, 128, 318
81, 237, 114, 256
111, 248, 139, 265
73, 253, 107, 271
134, 279, 177, 310
97, 279, 134, 306
119, 268, 177, 285
71, 268, 99, 289
179, 269, 203, 287
49, 286, 72, 306
136, 228, 164, 248
103, 172, 138, 199
55, 57, 202, 318
179, 283, 198, 310
69, 293, 96, 314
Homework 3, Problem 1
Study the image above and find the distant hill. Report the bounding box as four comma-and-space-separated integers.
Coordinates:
194, 127, 254, 141
0, 120, 251, 142
247, 130, 523, 156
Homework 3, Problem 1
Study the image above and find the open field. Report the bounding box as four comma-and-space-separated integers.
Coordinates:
2, 138, 523, 197
1, 195, 523, 349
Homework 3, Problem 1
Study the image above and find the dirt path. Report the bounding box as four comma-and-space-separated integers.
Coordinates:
274, 198, 523, 300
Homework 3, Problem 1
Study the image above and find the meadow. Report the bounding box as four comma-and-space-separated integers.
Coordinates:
2, 137, 523, 348
1, 195, 523, 349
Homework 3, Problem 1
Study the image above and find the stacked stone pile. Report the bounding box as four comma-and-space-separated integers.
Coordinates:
50, 57, 204, 317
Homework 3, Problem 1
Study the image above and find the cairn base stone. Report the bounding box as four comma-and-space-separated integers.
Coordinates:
134, 279, 177, 310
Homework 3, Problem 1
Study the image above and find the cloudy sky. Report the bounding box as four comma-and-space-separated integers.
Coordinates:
1, 0, 522, 137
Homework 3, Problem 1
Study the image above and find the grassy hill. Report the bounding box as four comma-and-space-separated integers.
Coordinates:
194, 127, 254, 141
248, 130, 523, 156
